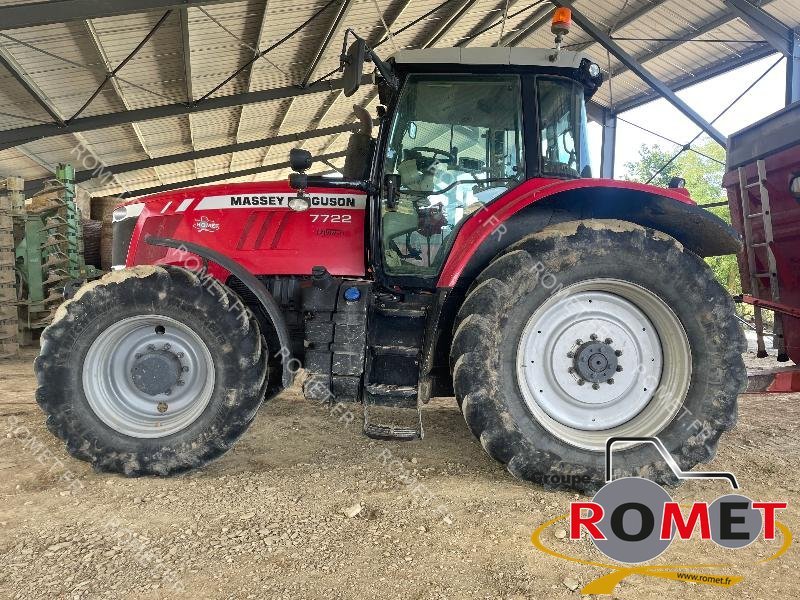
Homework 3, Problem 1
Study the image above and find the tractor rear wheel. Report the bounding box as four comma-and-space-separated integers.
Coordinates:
450, 220, 745, 493
35, 265, 268, 476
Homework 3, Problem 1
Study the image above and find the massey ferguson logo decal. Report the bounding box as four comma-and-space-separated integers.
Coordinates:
531, 437, 791, 594
193, 215, 219, 233
194, 193, 367, 210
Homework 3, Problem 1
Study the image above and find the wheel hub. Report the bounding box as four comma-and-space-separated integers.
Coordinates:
82, 315, 214, 438
515, 279, 692, 450
573, 340, 618, 383
130, 350, 182, 396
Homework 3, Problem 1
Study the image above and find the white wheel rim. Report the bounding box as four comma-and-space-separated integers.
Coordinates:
82, 315, 215, 439
516, 279, 691, 451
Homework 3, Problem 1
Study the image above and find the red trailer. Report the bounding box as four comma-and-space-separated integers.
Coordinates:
723, 101, 800, 390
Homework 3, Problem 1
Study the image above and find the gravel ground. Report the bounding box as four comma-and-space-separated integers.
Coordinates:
0, 347, 798, 599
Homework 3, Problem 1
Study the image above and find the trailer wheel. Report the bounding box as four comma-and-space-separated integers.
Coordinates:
35, 265, 268, 476
450, 220, 746, 493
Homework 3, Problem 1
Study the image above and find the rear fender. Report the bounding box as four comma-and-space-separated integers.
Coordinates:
438, 181, 741, 288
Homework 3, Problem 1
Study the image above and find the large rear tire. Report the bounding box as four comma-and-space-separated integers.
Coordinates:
35, 265, 268, 476
450, 220, 746, 493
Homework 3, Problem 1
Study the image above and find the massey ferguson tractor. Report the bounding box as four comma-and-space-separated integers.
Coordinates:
34, 18, 746, 492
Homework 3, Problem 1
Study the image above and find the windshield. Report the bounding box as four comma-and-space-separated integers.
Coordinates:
537, 77, 591, 178
381, 74, 524, 277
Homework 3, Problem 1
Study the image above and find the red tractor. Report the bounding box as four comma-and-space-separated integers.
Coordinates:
34, 31, 745, 492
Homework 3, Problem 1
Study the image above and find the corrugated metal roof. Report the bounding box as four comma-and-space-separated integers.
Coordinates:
0, 0, 794, 197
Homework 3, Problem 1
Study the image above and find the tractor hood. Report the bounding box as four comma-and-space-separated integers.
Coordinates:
112, 180, 368, 277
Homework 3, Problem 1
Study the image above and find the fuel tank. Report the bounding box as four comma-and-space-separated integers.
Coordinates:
114, 181, 367, 277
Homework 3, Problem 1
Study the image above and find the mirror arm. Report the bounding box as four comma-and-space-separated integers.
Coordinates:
367, 50, 399, 90
291, 174, 375, 194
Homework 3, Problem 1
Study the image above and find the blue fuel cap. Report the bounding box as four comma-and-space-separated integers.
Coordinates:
343, 286, 361, 302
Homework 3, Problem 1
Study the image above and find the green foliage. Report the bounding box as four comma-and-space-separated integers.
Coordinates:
623, 138, 741, 296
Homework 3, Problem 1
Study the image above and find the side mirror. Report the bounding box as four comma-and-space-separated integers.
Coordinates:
384, 173, 400, 211
342, 37, 366, 97
290, 148, 313, 172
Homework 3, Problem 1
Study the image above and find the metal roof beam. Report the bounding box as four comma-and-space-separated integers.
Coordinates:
570, 0, 671, 52
229, 2, 270, 171
723, 0, 794, 56
0, 75, 369, 151
23, 122, 367, 191
501, 5, 554, 47
301, 0, 353, 86
0, 46, 66, 126
552, 0, 727, 146
607, 0, 779, 81
83, 19, 165, 184
423, 0, 479, 48
0, 0, 239, 30
613, 44, 776, 113
120, 151, 347, 198
178, 7, 199, 178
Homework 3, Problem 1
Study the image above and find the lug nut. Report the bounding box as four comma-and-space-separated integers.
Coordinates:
607, 378, 615, 385
592, 383, 600, 390
135, 353, 142, 359
577, 379, 585, 386
182, 365, 189, 372
576, 339, 583, 345
566, 351, 574, 358
177, 352, 184, 358
176, 380, 185, 386
604, 338, 613, 345
614, 350, 623, 357
147, 344, 155, 351
164, 389, 171, 396
157, 402, 168, 413
616, 365, 623, 372
568, 367, 576, 374
590, 334, 598, 341
163, 343, 171, 350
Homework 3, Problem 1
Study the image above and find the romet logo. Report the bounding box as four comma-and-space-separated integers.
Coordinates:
531, 437, 792, 594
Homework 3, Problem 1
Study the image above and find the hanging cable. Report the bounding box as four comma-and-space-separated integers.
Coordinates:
645, 55, 783, 184
371, 0, 398, 52
69, 10, 173, 122
496, 0, 511, 46
197, 0, 341, 101
616, 116, 725, 165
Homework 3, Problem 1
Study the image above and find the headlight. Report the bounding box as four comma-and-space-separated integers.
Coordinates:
111, 202, 145, 223
288, 196, 310, 211
791, 174, 800, 198
588, 63, 601, 78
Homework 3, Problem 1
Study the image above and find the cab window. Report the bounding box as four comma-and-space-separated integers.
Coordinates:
537, 77, 591, 178
381, 74, 524, 277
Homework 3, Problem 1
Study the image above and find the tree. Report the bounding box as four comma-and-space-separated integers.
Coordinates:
623, 139, 742, 296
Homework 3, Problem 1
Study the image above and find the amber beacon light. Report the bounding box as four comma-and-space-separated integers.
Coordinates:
551, 7, 572, 35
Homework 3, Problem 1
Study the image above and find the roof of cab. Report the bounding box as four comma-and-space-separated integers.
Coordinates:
390, 47, 591, 70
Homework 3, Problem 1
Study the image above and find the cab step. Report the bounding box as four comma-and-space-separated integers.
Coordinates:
363, 398, 423, 441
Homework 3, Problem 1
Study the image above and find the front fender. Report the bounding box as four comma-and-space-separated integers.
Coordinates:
438, 179, 741, 288
145, 236, 294, 389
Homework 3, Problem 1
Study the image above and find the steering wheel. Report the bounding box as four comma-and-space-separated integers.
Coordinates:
408, 146, 454, 163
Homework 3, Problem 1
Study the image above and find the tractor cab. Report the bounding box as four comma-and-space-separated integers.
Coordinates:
290, 37, 603, 283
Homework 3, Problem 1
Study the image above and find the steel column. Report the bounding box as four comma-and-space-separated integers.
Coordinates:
600, 110, 616, 179
788, 29, 800, 104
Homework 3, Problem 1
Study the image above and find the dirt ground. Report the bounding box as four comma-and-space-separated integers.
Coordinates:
0, 347, 798, 600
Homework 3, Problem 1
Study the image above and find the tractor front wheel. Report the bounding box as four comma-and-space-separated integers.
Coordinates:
35, 265, 267, 476
450, 220, 745, 493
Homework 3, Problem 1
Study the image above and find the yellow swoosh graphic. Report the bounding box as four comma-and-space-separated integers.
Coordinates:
531, 513, 791, 595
